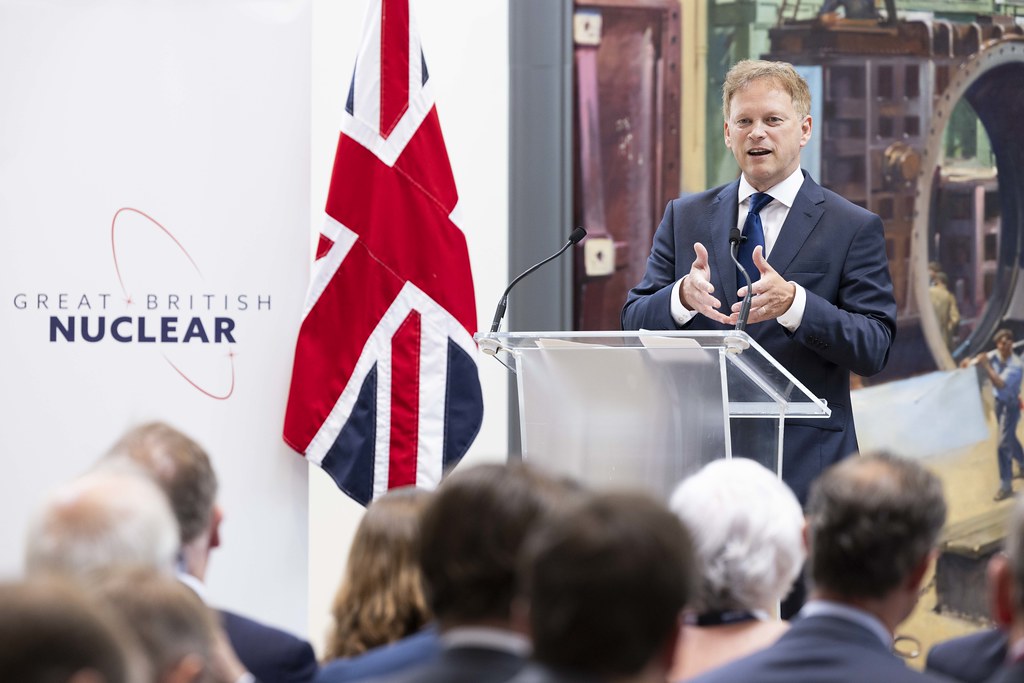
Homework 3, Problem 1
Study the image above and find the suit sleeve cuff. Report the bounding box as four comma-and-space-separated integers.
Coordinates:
776, 282, 806, 332
670, 277, 697, 327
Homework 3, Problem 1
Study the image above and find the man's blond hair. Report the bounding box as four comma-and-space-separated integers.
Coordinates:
722, 59, 811, 120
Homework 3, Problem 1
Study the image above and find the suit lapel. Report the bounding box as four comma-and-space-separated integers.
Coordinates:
708, 182, 740, 308
768, 172, 825, 275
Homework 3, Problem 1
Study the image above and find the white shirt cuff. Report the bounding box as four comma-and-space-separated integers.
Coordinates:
235, 674, 256, 683
776, 282, 806, 332
670, 277, 697, 326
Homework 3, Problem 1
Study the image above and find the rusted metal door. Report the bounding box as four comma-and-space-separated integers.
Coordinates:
573, 0, 681, 330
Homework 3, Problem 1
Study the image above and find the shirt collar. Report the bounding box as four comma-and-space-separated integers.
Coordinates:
738, 166, 804, 209
440, 626, 531, 656
798, 599, 892, 649
176, 570, 208, 604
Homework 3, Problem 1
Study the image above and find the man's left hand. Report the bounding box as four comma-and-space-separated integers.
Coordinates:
731, 246, 796, 324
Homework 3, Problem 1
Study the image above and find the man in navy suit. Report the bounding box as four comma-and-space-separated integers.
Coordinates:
102, 423, 318, 683
622, 59, 897, 506
926, 628, 1007, 683
507, 492, 696, 683
690, 451, 950, 683
369, 463, 574, 683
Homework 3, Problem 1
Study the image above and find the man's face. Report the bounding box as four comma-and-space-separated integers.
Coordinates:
997, 335, 1014, 360
724, 77, 811, 192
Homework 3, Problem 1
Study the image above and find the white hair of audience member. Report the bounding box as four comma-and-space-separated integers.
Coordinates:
25, 470, 180, 577
669, 458, 805, 614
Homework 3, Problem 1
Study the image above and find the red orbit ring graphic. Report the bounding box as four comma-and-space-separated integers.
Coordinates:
110, 207, 236, 400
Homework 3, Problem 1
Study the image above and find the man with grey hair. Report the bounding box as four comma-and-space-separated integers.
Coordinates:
690, 452, 950, 683
100, 422, 317, 683
25, 470, 180, 577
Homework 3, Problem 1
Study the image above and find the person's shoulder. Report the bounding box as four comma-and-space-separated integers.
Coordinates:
670, 181, 735, 210
505, 663, 600, 683
220, 609, 318, 683
927, 628, 1007, 681
316, 628, 442, 683
812, 184, 873, 216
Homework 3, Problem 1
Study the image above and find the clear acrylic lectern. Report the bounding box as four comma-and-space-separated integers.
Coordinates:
476, 330, 830, 499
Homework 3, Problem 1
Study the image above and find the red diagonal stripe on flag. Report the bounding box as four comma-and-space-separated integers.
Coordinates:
388, 310, 420, 488
326, 125, 475, 335
380, 0, 410, 138
284, 0, 483, 506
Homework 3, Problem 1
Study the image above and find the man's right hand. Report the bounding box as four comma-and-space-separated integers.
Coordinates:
681, 242, 736, 325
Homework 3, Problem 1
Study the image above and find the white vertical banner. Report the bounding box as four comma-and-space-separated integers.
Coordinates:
0, 0, 311, 636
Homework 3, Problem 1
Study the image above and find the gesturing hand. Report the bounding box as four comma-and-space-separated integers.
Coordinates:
681, 242, 736, 325
731, 246, 796, 324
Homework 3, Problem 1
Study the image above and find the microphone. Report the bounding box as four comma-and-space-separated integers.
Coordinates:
729, 227, 753, 332
488, 227, 587, 335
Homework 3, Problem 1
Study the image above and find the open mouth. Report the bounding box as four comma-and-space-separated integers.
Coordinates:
748, 149, 771, 156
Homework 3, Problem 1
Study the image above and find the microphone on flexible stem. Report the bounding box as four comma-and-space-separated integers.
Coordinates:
728, 227, 754, 332
486, 227, 587, 343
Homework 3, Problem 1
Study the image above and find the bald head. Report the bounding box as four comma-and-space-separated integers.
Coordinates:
25, 471, 180, 577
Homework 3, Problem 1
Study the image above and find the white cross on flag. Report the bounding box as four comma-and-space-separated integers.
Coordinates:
284, 0, 483, 505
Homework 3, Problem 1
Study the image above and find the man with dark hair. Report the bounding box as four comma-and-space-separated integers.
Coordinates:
101, 422, 317, 683
509, 491, 695, 683
371, 462, 573, 683
690, 452, 950, 683
963, 329, 1024, 501
928, 266, 960, 352
0, 577, 137, 683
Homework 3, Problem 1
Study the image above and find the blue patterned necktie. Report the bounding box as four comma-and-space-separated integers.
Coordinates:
737, 192, 773, 284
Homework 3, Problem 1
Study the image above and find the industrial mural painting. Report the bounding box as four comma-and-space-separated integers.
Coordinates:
571, 0, 1024, 659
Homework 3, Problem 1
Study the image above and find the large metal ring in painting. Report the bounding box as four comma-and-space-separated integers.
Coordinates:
913, 37, 1024, 368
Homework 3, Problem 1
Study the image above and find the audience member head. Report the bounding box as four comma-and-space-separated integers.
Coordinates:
519, 491, 696, 681
0, 577, 137, 683
100, 422, 221, 579
25, 470, 179, 577
806, 452, 945, 618
325, 486, 432, 659
670, 458, 804, 616
991, 494, 1024, 631
90, 567, 218, 683
419, 462, 571, 629
722, 59, 811, 120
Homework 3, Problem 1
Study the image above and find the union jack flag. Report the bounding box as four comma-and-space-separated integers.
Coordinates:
284, 0, 483, 505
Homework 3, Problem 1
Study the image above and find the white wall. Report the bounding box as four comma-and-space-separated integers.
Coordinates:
307, 0, 510, 654
0, 0, 312, 636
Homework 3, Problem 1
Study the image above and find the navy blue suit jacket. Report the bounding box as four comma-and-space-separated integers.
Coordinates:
315, 627, 441, 683
622, 174, 897, 503
221, 609, 318, 683
687, 614, 949, 683
371, 645, 527, 683
983, 659, 1024, 683
926, 628, 1008, 683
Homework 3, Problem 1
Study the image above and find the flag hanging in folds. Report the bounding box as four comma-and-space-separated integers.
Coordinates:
284, 0, 483, 506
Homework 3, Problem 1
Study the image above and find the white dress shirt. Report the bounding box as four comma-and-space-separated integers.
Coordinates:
670, 166, 809, 329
